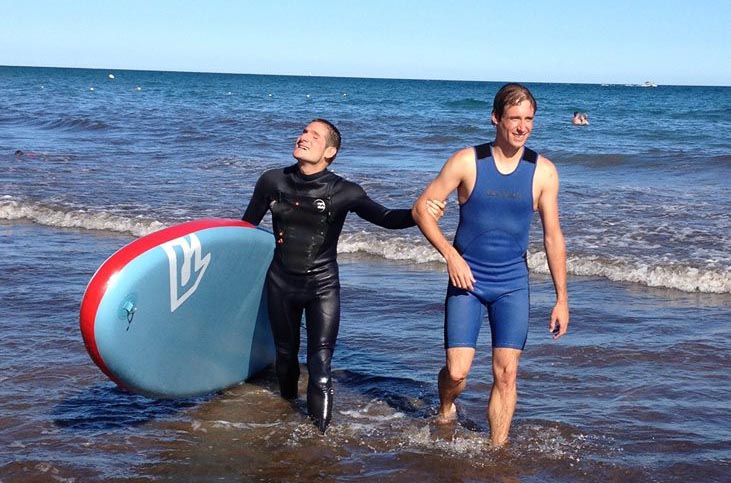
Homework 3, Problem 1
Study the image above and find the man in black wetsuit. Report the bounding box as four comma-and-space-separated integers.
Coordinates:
243, 119, 443, 433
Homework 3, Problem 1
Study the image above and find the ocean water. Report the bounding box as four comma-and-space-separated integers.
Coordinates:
1, 66, 729, 482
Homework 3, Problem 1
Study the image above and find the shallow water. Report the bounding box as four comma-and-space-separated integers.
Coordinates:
2, 223, 729, 482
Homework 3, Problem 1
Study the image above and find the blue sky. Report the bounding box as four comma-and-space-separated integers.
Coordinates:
2, 0, 729, 86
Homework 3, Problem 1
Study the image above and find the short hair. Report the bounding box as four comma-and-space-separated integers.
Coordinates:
492, 83, 537, 121
311, 118, 342, 154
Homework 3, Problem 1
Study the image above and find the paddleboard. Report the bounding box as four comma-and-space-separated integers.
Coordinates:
80, 219, 276, 398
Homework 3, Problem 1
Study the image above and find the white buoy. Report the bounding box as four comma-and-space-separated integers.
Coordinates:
108, 74, 115, 80
89, 87, 95, 91
135, 86, 142, 91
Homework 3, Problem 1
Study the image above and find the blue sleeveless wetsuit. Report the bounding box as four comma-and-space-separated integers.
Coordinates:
446, 143, 537, 350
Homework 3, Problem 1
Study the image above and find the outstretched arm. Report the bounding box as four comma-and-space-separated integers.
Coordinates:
352, 195, 415, 229
352, 191, 445, 229
536, 157, 569, 339
413, 148, 476, 291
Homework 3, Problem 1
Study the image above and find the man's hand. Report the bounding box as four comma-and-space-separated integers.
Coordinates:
549, 300, 569, 340
426, 199, 446, 221
446, 251, 475, 291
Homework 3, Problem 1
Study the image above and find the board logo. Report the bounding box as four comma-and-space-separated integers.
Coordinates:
314, 199, 326, 212
161, 233, 211, 312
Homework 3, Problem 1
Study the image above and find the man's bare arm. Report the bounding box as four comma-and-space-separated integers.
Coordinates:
536, 157, 569, 339
413, 148, 476, 290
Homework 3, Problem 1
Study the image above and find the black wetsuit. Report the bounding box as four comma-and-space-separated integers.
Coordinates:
242, 164, 414, 432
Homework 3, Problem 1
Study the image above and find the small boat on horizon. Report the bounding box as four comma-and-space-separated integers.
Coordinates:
641, 81, 658, 88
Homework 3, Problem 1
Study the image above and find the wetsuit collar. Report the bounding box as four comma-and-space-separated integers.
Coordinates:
294, 163, 330, 181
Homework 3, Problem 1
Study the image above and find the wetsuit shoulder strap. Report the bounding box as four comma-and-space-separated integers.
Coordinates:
474, 142, 492, 160
522, 147, 538, 164
475, 143, 537, 163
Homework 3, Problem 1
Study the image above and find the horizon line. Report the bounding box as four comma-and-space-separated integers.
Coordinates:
1, 63, 729, 88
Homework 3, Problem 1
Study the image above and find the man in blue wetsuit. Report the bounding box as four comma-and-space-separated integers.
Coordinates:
413, 83, 569, 447
243, 119, 444, 433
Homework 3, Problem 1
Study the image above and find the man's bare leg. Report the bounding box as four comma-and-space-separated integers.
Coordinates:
437, 347, 475, 423
487, 347, 522, 446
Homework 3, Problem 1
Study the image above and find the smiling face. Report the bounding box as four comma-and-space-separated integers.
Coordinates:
292, 121, 338, 169
492, 99, 535, 151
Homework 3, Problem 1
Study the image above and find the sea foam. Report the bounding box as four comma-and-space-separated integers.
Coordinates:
3, 197, 728, 294
0, 197, 164, 237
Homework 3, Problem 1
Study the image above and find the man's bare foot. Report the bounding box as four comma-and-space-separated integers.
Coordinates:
489, 437, 510, 449
435, 403, 457, 424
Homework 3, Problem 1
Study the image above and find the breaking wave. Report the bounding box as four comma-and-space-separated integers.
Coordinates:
2, 197, 728, 294
0, 197, 164, 237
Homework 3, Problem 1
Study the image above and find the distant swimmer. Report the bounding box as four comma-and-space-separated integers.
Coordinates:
572, 111, 589, 126
14, 150, 38, 157
413, 83, 569, 447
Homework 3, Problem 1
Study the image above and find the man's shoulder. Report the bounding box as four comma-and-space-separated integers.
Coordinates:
535, 153, 556, 172
314, 170, 366, 202
534, 154, 559, 187
444, 146, 478, 173
445, 146, 476, 164
329, 172, 365, 196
